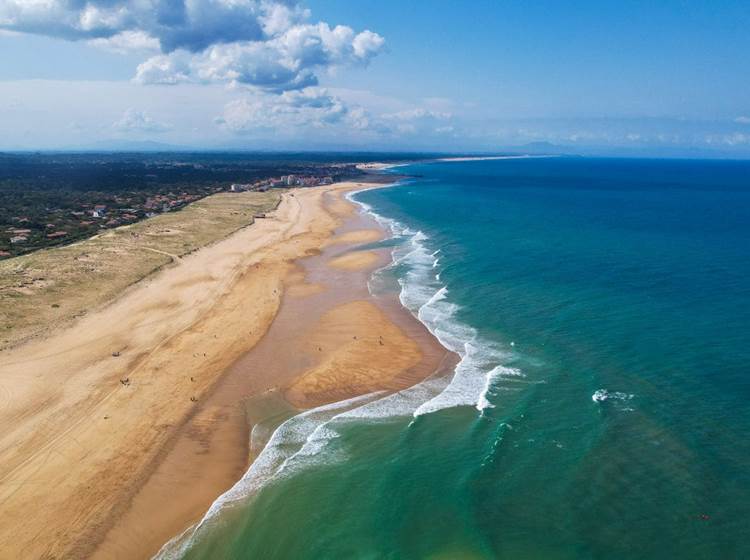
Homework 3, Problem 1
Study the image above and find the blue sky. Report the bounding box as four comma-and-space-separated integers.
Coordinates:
1, 0, 749, 155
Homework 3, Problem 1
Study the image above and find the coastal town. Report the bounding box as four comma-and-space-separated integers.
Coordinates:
0, 153, 364, 258
228, 173, 335, 193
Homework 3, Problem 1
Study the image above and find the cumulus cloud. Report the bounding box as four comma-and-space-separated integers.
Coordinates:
1, 0, 385, 90
113, 108, 171, 132
215, 87, 350, 132
133, 52, 192, 84
135, 21, 384, 89
1, 0, 282, 49
214, 94, 460, 139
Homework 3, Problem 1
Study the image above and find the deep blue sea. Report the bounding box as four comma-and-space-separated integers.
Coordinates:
167, 157, 750, 559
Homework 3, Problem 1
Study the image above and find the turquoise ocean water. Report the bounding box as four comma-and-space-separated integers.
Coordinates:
163, 157, 750, 559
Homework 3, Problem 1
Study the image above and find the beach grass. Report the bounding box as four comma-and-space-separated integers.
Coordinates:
0, 190, 281, 350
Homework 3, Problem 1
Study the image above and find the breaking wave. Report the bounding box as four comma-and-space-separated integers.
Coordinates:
591, 389, 635, 410
348, 185, 524, 417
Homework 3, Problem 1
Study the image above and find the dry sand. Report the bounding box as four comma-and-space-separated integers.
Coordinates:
0, 181, 453, 559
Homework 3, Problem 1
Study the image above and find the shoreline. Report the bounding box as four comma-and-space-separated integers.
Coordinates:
0, 178, 455, 559
97, 182, 455, 559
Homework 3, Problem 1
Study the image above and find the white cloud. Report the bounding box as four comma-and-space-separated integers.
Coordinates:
735, 116, 750, 124
346, 106, 371, 130
113, 108, 171, 132
89, 30, 159, 54
1, 1, 385, 91
260, 2, 310, 36
135, 22, 384, 89
1, 0, 271, 50
213, 95, 461, 140
212, 90, 464, 138
352, 30, 385, 59
133, 52, 192, 85
214, 88, 350, 132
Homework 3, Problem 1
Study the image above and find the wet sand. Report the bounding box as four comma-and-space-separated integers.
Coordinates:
327, 250, 381, 270
0, 181, 454, 559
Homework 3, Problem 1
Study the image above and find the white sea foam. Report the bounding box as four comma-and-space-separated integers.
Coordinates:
477, 364, 523, 411
154, 392, 385, 559
155, 375, 455, 558
350, 187, 525, 418
592, 389, 635, 403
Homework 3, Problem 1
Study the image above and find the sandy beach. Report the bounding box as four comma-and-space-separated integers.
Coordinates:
0, 180, 452, 559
